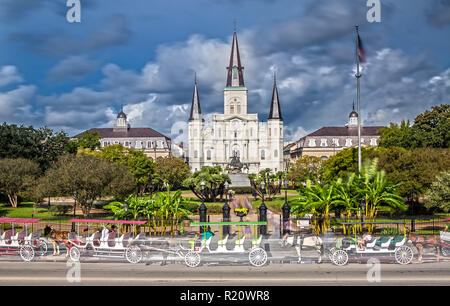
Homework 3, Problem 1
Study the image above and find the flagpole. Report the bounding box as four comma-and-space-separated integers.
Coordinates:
355, 25, 362, 176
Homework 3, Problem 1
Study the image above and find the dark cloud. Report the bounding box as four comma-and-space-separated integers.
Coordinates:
427, 0, 450, 27
8, 14, 131, 56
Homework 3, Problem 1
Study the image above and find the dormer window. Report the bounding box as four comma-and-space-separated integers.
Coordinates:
345, 138, 352, 147
309, 139, 316, 147
320, 139, 327, 147
370, 138, 377, 146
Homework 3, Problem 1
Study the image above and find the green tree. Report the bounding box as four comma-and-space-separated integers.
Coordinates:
378, 104, 449, 149
182, 166, 230, 202
0, 123, 69, 171
80, 144, 155, 195
248, 168, 283, 200
0, 158, 41, 208
66, 130, 102, 153
42, 154, 136, 217
424, 171, 450, 213
358, 159, 406, 223
287, 155, 322, 184
154, 156, 190, 189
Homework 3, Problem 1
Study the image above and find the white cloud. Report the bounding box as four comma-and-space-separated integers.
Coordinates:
0, 65, 23, 87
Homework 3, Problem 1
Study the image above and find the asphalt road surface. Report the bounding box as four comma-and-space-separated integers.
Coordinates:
0, 260, 449, 286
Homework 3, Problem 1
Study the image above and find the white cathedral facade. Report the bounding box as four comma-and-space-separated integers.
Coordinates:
188, 30, 284, 174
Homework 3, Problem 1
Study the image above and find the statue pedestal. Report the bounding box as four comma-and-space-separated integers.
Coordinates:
229, 173, 251, 187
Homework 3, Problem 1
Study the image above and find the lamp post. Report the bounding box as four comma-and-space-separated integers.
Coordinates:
282, 179, 290, 235
222, 181, 230, 235
258, 181, 267, 235
71, 191, 78, 232
199, 181, 207, 233
124, 201, 129, 232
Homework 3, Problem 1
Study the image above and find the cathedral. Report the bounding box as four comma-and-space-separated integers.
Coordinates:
188, 30, 284, 174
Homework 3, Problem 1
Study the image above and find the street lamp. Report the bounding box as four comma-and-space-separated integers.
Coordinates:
199, 181, 207, 233
71, 191, 78, 232
282, 179, 290, 235
258, 181, 267, 235
222, 182, 230, 235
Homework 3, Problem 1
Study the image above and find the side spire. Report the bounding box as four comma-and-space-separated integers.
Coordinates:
189, 75, 202, 121
268, 73, 282, 120
226, 28, 245, 87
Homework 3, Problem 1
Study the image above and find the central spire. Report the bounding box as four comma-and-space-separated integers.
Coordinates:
189, 74, 202, 121
268, 73, 282, 120
226, 28, 245, 87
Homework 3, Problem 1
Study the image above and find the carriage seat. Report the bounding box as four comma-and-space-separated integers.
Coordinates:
252, 235, 263, 248
121, 232, 132, 248
375, 236, 392, 248
235, 235, 245, 246
68, 232, 86, 246
15, 230, 27, 244
107, 232, 116, 247
440, 231, 450, 242
218, 235, 229, 247
365, 238, 377, 248
390, 236, 405, 247
3, 229, 15, 244
189, 234, 198, 249
201, 236, 213, 249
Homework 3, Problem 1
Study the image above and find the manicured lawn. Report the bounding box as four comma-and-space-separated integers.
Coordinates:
250, 195, 298, 214
0, 202, 55, 219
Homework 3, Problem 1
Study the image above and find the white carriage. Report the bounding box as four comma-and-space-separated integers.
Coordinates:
179, 221, 268, 268
331, 221, 414, 266
440, 230, 450, 257
67, 219, 147, 263
0, 217, 48, 262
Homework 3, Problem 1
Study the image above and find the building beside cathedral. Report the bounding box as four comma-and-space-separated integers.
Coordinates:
188, 30, 284, 174
80, 109, 172, 159
284, 105, 385, 163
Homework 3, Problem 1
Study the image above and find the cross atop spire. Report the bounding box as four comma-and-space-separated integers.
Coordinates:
226, 29, 245, 87
189, 74, 202, 121
268, 73, 282, 120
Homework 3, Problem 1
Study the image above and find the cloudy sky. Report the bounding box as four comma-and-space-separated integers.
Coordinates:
0, 0, 449, 143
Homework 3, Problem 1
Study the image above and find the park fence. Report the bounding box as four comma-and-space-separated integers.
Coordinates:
289, 215, 449, 236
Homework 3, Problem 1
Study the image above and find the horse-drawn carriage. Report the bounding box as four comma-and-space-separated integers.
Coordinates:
0, 217, 48, 262
179, 221, 268, 267
67, 219, 147, 263
329, 221, 414, 266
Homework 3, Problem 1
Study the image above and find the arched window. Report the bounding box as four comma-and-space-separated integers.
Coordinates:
274, 149, 278, 158
230, 104, 234, 114
194, 150, 198, 158
261, 150, 265, 160
207, 150, 211, 160
237, 104, 241, 114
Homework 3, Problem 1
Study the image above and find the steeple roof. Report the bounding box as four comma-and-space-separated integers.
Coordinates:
268, 75, 282, 120
189, 77, 202, 121
226, 31, 245, 87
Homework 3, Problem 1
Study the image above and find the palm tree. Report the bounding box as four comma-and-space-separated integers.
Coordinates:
333, 173, 360, 234
291, 180, 336, 234
358, 159, 406, 232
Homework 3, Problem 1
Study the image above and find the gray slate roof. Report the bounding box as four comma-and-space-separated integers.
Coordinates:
79, 128, 170, 139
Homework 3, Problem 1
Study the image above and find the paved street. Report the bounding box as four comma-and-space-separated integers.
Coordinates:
0, 260, 449, 286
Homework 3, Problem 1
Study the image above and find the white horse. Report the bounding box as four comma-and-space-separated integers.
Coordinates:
281, 234, 323, 263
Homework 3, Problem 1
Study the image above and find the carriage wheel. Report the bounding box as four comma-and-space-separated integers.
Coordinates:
20, 245, 35, 262
394, 245, 413, 265
441, 246, 450, 257
249, 247, 268, 267
184, 251, 200, 268
35, 240, 48, 256
327, 247, 336, 261
332, 250, 348, 266
125, 246, 143, 264
69, 246, 80, 262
